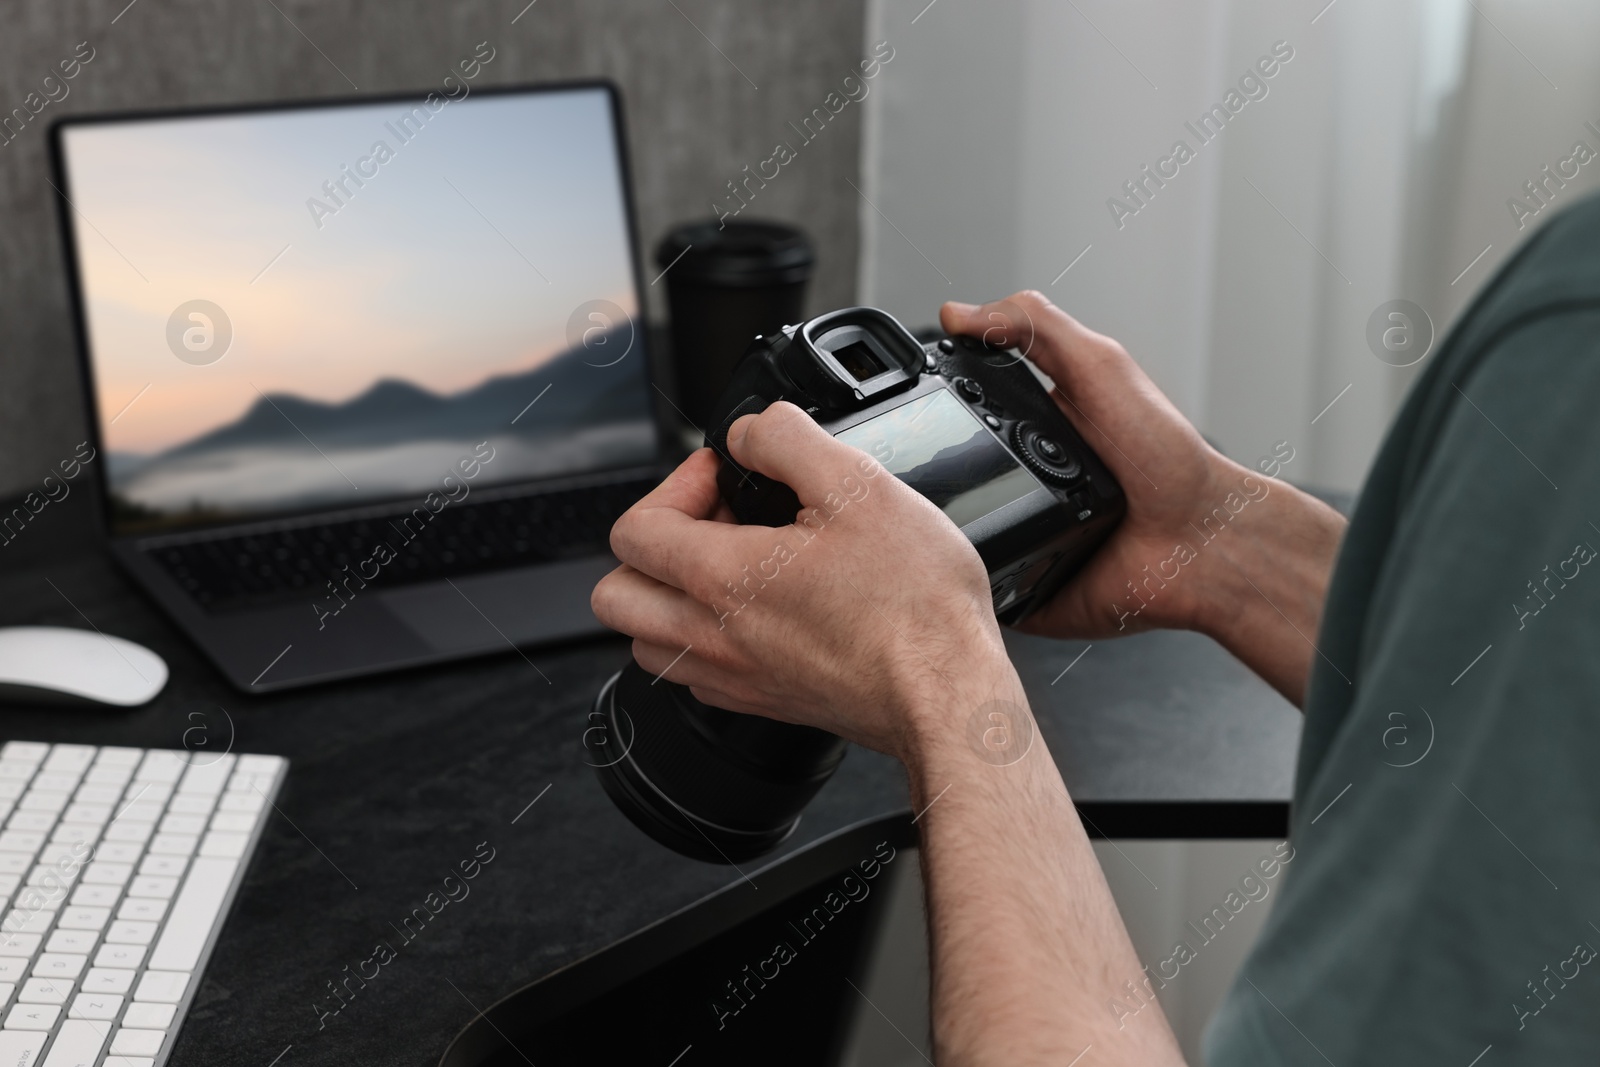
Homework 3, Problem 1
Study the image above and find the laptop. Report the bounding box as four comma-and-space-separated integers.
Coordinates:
50, 82, 677, 693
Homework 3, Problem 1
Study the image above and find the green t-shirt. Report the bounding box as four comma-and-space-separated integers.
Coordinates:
1206, 195, 1600, 1063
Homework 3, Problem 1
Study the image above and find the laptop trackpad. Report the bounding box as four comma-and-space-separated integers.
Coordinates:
382, 557, 618, 654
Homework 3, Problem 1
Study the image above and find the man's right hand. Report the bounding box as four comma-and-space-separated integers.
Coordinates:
942, 291, 1347, 704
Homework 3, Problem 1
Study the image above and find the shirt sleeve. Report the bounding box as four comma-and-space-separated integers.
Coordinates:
1205, 305, 1600, 1065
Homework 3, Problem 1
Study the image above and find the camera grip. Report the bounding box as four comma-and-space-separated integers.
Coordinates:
707, 395, 805, 527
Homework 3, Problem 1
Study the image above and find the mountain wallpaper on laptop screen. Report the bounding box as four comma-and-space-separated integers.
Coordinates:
105, 327, 655, 531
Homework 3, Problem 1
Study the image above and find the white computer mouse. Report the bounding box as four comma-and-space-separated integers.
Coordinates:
0, 626, 168, 707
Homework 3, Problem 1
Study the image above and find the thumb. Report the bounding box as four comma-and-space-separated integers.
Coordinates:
727, 401, 873, 506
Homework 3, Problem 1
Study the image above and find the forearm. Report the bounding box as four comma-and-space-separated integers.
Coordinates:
1188, 460, 1347, 706
900, 660, 1187, 1066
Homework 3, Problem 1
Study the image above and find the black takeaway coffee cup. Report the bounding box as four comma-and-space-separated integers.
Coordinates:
656, 220, 815, 428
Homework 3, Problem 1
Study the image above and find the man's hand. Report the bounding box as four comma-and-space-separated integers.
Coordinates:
591, 401, 1019, 761
943, 292, 1347, 704
592, 323, 1193, 1066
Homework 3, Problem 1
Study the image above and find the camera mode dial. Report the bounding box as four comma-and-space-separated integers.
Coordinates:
1012, 421, 1082, 485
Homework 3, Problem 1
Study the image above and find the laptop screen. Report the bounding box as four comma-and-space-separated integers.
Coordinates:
57, 85, 657, 536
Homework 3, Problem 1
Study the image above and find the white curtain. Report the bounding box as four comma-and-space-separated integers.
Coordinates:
859, 0, 1600, 494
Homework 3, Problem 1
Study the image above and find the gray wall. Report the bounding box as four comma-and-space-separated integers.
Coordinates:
0, 0, 867, 498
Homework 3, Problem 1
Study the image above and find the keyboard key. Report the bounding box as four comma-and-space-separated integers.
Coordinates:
3, 1002, 58, 1030
48, 824, 99, 850
126, 877, 177, 901
44, 929, 96, 955
71, 783, 121, 804
132, 970, 188, 1004
132, 753, 184, 785
0, 982, 10, 1006
3, 815, 54, 834
29, 775, 80, 795
94, 748, 142, 767
0, 934, 40, 958
147, 835, 196, 857
136, 856, 186, 879
217, 794, 264, 814
30, 954, 86, 980
81, 766, 131, 789
41, 1018, 110, 1067
0, 856, 30, 876
122, 783, 170, 807
0, 766, 34, 783
117, 898, 167, 923
123, 1002, 175, 1030
91, 844, 142, 866
0, 1030, 46, 1064
42, 748, 95, 774
0, 960, 24, 983
166, 796, 214, 817
114, 802, 163, 824
199, 832, 248, 859
0, 745, 47, 764
105, 922, 157, 946
56, 907, 110, 931
110, 1028, 164, 1057
16, 880, 67, 908
81, 865, 131, 887
150, 859, 236, 972
17, 795, 65, 815
68, 992, 123, 1020
37, 844, 89, 869
0, 834, 42, 855
208, 813, 256, 833
0, 784, 24, 802
1, 911, 52, 936
17, 978, 69, 1005
158, 814, 206, 836
178, 756, 235, 796
94, 944, 144, 970
236, 755, 283, 775
103, 1058, 154, 1067
81, 969, 134, 994
103, 822, 153, 845
69, 885, 119, 908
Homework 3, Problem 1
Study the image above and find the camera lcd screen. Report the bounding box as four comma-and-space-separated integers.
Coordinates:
835, 389, 1040, 528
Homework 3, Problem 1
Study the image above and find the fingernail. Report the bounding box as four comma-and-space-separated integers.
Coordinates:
728, 413, 756, 449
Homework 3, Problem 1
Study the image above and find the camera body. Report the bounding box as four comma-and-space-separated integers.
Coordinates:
591, 306, 1125, 865
706, 306, 1124, 624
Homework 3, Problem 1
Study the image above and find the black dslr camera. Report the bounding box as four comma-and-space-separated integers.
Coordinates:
592, 307, 1124, 863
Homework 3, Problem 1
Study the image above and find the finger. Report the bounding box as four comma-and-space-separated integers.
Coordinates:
632, 639, 731, 693
627, 447, 724, 521
591, 565, 727, 645
941, 291, 1172, 446
725, 401, 878, 508
631, 640, 765, 716
609, 450, 766, 597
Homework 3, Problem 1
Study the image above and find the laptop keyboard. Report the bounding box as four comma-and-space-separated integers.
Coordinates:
148, 476, 656, 611
0, 741, 284, 1067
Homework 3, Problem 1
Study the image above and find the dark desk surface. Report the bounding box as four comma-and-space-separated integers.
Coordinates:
0, 491, 1301, 1066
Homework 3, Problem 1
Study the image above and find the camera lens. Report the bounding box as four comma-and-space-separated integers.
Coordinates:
591, 662, 849, 864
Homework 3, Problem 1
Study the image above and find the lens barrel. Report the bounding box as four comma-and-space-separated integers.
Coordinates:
590, 661, 849, 864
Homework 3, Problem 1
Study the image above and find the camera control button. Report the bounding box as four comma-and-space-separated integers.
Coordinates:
955, 377, 985, 404
937, 338, 956, 353
983, 414, 1002, 431
1013, 422, 1082, 484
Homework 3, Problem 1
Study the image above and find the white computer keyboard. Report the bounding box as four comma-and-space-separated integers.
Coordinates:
0, 741, 285, 1067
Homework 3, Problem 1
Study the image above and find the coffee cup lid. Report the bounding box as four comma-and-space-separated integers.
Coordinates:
656, 219, 815, 287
